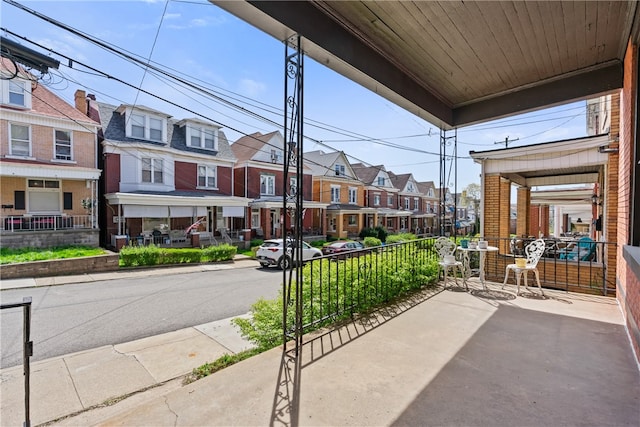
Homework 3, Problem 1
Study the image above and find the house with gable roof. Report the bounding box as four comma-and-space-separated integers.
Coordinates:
388, 172, 423, 233
350, 163, 403, 230
417, 181, 439, 235
231, 130, 328, 240
304, 150, 373, 238
82, 92, 250, 248
0, 59, 101, 249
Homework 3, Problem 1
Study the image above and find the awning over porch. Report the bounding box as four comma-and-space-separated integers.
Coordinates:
249, 197, 329, 210
327, 203, 376, 214
105, 191, 251, 208
376, 208, 412, 217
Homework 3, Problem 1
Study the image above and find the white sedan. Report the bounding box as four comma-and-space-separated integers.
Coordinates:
256, 239, 322, 269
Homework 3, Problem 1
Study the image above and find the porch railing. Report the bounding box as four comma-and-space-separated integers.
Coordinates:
1, 215, 95, 232
287, 235, 616, 340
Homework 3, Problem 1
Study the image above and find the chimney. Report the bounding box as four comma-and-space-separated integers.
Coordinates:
74, 89, 87, 115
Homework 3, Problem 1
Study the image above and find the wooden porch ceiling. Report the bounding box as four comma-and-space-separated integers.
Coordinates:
212, 1, 639, 129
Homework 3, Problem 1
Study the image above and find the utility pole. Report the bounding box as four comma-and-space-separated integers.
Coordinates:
495, 136, 519, 148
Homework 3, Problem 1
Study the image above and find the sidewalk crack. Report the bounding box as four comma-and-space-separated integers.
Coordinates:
63, 357, 84, 409
164, 395, 179, 426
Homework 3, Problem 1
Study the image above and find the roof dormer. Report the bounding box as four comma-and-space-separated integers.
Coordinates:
116, 104, 171, 144
178, 118, 220, 151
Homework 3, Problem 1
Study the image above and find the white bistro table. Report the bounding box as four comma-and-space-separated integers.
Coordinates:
457, 246, 499, 290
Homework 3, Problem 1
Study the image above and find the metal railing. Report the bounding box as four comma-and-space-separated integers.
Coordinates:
1, 297, 33, 427
1, 215, 95, 232
285, 235, 616, 342
285, 238, 440, 340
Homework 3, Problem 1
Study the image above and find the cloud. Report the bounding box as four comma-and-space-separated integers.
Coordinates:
164, 13, 181, 20
238, 78, 266, 98
165, 15, 226, 30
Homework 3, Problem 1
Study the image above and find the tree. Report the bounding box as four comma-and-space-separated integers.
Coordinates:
461, 183, 481, 234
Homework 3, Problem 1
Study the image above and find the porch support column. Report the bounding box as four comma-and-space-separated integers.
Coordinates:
516, 186, 530, 237
499, 177, 512, 252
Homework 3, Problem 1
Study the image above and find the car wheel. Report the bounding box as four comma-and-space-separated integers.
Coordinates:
278, 256, 292, 270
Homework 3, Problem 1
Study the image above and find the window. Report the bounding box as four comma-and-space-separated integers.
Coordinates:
348, 215, 357, 225
428, 189, 434, 197
10, 123, 30, 156
404, 198, 410, 210
426, 202, 432, 213
189, 126, 218, 150
289, 176, 298, 196
331, 186, 340, 203
334, 164, 345, 176
142, 158, 163, 183
377, 176, 385, 186
388, 195, 393, 206
131, 113, 145, 138
198, 165, 217, 188
251, 208, 260, 228
348, 187, 357, 204
2, 79, 31, 108
414, 197, 419, 210
260, 174, 275, 195
54, 130, 72, 161
27, 179, 60, 213
149, 118, 163, 141
373, 194, 381, 206
126, 110, 166, 142
270, 149, 282, 163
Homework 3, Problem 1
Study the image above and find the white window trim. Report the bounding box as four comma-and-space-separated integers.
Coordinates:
27, 178, 61, 214
251, 208, 260, 229
387, 195, 393, 207
413, 197, 419, 210
404, 198, 410, 210
124, 108, 167, 143
1, 78, 32, 109
348, 187, 357, 204
8, 122, 32, 158
331, 185, 341, 203
197, 164, 218, 189
188, 125, 219, 151
373, 193, 381, 206
260, 174, 276, 196
141, 157, 164, 184
52, 128, 75, 163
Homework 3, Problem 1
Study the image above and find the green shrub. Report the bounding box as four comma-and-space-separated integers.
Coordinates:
119, 244, 236, 267
363, 236, 382, 247
250, 239, 263, 248
358, 227, 378, 239
375, 226, 388, 242
234, 248, 439, 350
201, 244, 237, 262
309, 240, 326, 248
386, 233, 417, 244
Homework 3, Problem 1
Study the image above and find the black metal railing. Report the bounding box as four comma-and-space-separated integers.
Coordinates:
285, 238, 440, 340
285, 235, 616, 339
1, 297, 33, 427
466, 236, 616, 296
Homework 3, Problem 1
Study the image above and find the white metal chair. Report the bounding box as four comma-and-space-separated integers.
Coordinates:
434, 237, 467, 291
502, 238, 546, 296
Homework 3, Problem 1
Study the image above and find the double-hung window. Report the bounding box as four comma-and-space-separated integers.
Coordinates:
260, 174, 275, 196
348, 187, 357, 204
387, 195, 393, 207
9, 81, 26, 106
10, 123, 30, 156
377, 176, 385, 186
404, 198, 410, 210
188, 125, 218, 150
142, 158, 163, 183
373, 194, 381, 206
331, 186, 341, 203
1, 79, 31, 108
251, 208, 260, 228
414, 197, 419, 210
198, 165, 217, 188
125, 109, 166, 142
54, 130, 72, 161
335, 164, 345, 176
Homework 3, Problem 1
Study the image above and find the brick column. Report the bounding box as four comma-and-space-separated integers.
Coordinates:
516, 186, 530, 237
540, 205, 550, 237
499, 177, 511, 252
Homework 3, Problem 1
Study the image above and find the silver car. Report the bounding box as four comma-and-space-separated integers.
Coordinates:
256, 239, 322, 269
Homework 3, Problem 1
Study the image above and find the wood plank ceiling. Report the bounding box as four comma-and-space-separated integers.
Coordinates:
213, 1, 639, 129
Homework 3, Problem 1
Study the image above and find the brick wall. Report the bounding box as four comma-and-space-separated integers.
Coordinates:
0, 252, 119, 280
618, 40, 640, 364
516, 187, 530, 236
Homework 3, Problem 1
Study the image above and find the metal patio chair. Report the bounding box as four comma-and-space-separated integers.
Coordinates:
502, 238, 546, 296
434, 237, 467, 291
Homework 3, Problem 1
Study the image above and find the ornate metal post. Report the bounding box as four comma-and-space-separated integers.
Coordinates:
439, 129, 458, 237
283, 35, 305, 355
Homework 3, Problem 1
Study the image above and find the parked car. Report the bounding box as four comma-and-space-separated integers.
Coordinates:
321, 241, 366, 259
256, 239, 322, 269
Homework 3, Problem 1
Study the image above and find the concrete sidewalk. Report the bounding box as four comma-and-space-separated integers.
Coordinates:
3, 279, 638, 427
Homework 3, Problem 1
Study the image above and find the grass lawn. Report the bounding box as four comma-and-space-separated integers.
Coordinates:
0, 246, 107, 265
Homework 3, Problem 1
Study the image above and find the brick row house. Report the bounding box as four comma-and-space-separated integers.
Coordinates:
231, 131, 328, 240
351, 163, 402, 231
81, 92, 251, 248
0, 59, 101, 249
304, 150, 373, 239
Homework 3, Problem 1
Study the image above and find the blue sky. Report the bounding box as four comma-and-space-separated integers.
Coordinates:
2, 0, 588, 190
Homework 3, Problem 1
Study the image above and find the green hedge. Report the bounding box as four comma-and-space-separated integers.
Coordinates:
119, 244, 237, 267
234, 246, 439, 350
